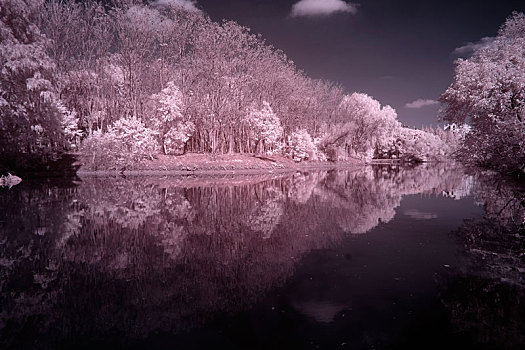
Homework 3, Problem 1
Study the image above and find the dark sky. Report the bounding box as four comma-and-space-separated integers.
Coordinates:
195, 0, 525, 127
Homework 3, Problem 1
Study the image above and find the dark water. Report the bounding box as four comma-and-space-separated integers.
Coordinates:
0, 164, 523, 350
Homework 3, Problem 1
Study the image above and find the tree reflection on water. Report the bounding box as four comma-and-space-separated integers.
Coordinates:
438, 172, 525, 349
0, 164, 522, 349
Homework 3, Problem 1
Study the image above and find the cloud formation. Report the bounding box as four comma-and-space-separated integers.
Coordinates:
405, 99, 439, 109
153, 0, 200, 12
290, 0, 357, 17
453, 36, 495, 56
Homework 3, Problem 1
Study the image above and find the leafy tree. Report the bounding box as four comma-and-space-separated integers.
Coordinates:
55, 99, 83, 148
320, 93, 401, 161
440, 12, 525, 174
0, 0, 68, 171
80, 116, 159, 169
149, 81, 194, 155
391, 127, 448, 163
285, 129, 324, 162
244, 101, 283, 154
110, 116, 159, 158
162, 121, 195, 155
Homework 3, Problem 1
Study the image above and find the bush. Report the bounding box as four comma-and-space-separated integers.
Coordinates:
163, 121, 195, 155
80, 116, 159, 169
285, 129, 326, 162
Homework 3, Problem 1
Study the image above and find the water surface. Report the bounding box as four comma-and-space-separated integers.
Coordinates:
0, 164, 523, 349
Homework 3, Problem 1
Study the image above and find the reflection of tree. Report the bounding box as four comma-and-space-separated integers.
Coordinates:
0, 165, 475, 347
452, 173, 524, 287
247, 186, 284, 239
314, 168, 399, 233
440, 173, 525, 349
440, 275, 525, 349
286, 171, 328, 204
312, 164, 473, 234
0, 181, 77, 348
78, 179, 164, 230
474, 174, 525, 229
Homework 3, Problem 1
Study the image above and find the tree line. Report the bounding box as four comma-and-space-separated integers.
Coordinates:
0, 0, 478, 172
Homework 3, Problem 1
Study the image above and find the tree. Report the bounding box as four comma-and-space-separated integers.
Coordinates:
110, 116, 159, 159
244, 101, 283, 154
320, 93, 401, 161
0, 0, 68, 171
440, 12, 525, 173
391, 127, 448, 163
285, 129, 318, 162
39, 0, 116, 137
149, 81, 194, 155
80, 116, 159, 170
38, 0, 112, 70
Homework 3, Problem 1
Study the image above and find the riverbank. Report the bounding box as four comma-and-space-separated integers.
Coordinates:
76, 153, 365, 176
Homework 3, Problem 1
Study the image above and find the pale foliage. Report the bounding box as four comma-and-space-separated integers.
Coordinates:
285, 129, 325, 162
152, 82, 184, 125
0, 0, 69, 168
149, 81, 194, 155
79, 130, 119, 169
320, 93, 401, 161
317, 92, 456, 163
110, 116, 159, 157
80, 117, 159, 169
392, 128, 449, 162
103, 63, 125, 87
6, 0, 464, 170
444, 123, 471, 137
440, 12, 525, 173
55, 99, 83, 148
163, 121, 195, 155
244, 101, 283, 154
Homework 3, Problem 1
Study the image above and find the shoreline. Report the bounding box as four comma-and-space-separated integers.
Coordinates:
75, 153, 368, 176
3, 154, 434, 179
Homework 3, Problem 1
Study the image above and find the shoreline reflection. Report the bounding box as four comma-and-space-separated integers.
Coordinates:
0, 164, 487, 349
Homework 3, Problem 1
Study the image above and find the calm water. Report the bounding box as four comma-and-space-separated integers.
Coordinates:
0, 164, 523, 350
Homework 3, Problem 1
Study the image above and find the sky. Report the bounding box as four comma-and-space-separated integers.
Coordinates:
181, 0, 525, 127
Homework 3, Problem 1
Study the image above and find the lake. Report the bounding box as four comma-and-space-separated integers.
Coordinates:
0, 164, 523, 349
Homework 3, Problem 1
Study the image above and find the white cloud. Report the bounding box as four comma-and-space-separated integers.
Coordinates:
453, 36, 495, 56
290, 0, 357, 18
405, 99, 439, 109
153, 0, 200, 13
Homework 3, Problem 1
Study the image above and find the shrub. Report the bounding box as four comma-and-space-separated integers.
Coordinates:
80, 116, 159, 169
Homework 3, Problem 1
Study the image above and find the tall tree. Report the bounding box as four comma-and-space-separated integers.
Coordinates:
440, 12, 525, 173
0, 0, 67, 171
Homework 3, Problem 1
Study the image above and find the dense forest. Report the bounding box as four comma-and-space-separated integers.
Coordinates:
0, 0, 523, 173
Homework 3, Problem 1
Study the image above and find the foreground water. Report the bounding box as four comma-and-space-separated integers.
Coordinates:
0, 164, 523, 349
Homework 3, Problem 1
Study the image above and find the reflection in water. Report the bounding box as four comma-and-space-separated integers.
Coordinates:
403, 209, 439, 220
454, 172, 524, 286
0, 164, 479, 348
439, 172, 525, 349
440, 275, 525, 349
